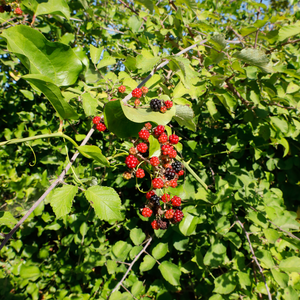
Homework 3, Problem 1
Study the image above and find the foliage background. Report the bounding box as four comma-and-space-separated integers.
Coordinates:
1, 0, 300, 299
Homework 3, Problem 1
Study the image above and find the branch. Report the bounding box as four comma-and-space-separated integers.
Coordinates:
107, 236, 153, 299
0, 127, 96, 251
118, 0, 147, 21
233, 211, 272, 300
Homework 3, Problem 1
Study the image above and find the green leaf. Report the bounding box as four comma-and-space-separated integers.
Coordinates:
278, 21, 300, 41
112, 241, 132, 260
2, 25, 82, 86
81, 93, 98, 117
136, 51, 160, 73
173, 105, 196, 131
97, 51, 116, 69
270, 116, 289, 134
210, 34, 226, 50
256, 250, 275, 268
286, 82, 300, 94
179, 213, 198, 236
0, 211, 17, 229
233, 48, 273, 73
271, 269, 288, 288
152, 243, 168, 260
203, 241, 227, 267
49, 185, 78, 219
136, 0, 154, 12
104, 101, 144, 138
85, 186, 122, 221
140, 255, 156, 272
20, 264, 40, 281
22, 0, 70, 19
23, 75, 79, 120
283, 286, 298, 300
148, 135, 161, 158
213, 271, 237, 294
263, 228, 280, 243
90, 45, 103, 65
77, 145, 110, 166
279, 257, 300, 273
130, 228, 146, 246
247, 210, 268, 228
158, 261, 181, 286
121, 101, 176, 125
131, 281, 145, 297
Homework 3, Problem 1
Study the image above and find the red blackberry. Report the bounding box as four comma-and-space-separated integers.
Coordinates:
165, 168, 176, 180
154, 125, 165, 136
169, 134, 179, 144
145, 122, 152, 130
14, 8, 23, 15
125, 155, 139, 169
150, 194, 161, 206
163, 163, 172, 169
93, 116, 101, 124
137, 143, 148, 153
158, 133, 168, 144
178, 170, 184, 176
151, 220, 160, 230
118, 85, 126, 93
168, 149, 177, 158
141, 86, 148, 95
165, 209, 175, 219
142, 207, 152, 217
96, 122, 106, 132
162, 145, 172, 155
138, 129, 150, 140
160, 106, 167, 113
164, 100, 173, 109
171, 161, 182, 173
0, 6, 4, 13
132, 88, 142, 98
150, 156, 160, 167
169, 179, 178, 188
129, 147, 137, 155
171, 196, 181, 207
157, 219, 169, 230
146, 190, 156, 199
150, 99, 162, 111
161, 194, 170, 203
136, 168, 145, 178
173, 210, 184, 223
152, 178, 164, 189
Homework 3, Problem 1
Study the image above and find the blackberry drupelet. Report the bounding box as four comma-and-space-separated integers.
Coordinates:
164, 168, 176, 180
150, 99, 162, 111
171, 160, 182, 173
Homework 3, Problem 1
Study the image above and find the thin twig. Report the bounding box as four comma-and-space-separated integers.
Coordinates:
107, 236, 153, 299
233, 211, 272, 300
0, 127, 95, 251
254, 1, 262, 49
119, 0, 147, 21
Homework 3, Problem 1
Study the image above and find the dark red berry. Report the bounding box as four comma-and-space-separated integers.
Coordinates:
171, 196, 181, 207
151, 220, 160, 230
118, 85, 126, 93
142, 207, 152, 217
136, 168, 145, 178
152, 178, 164, 189
146, 190, 156, 199
150, 156, 160, 167
168, 149, 177, 158
169, 134, 179, 144
160, 106, 167, 113
93, 116, 101, 124
125, 155, 139, 169
14, 7, 23, 15
158, 133, 168, 144
132, 88, 142, 98
96, 123, 106, 132
169, 179, 178, 188
138, 129, 150, 140
178, 170, 184, 176
157, 219, 169, 230
145, 122, 152, 130
137, 143, 148, 153
161, 194, 170, 203
0, 6, 4, 13
173, 210, 184, 223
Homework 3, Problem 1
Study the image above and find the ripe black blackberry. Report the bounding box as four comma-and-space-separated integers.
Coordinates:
171, 160, 182, 173
164, 168, 176, 180
4, 5, 11, 12
150, 99, 162, 111
150, 194, 161, 206
157, 218, 169, 230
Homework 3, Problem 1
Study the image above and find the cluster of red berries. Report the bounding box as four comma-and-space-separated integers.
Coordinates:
0, 5, 22, 15
92, 116, 107, 132
123, 123, 184, 230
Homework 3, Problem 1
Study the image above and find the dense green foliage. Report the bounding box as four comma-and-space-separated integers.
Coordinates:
1, 0, 300, 299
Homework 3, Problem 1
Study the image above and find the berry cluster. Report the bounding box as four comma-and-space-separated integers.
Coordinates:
123, 124, 185, 230
92, 116, 107, 132
150, 99, 173, 113
0, 4, 22, 15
